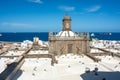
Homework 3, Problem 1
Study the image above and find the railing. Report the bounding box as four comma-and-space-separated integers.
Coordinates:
49, 36, 89, 40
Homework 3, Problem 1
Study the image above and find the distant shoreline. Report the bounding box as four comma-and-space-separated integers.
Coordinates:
0, 41, 21, 43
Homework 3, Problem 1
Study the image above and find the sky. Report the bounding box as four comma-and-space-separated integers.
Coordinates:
0, 0, 120, 32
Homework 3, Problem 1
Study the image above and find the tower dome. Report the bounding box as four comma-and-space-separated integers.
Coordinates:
63, 15, 71, 20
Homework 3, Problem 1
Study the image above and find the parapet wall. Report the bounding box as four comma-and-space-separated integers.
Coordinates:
0, 56, 25, 80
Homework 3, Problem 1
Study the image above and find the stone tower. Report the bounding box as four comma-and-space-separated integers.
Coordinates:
62, 14, 71, 31
32, 37, 41, 50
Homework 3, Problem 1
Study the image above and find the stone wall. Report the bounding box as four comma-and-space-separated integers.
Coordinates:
49, 40, 90, 55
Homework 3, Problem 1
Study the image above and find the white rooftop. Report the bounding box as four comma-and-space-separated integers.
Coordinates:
13, 53, 120, 80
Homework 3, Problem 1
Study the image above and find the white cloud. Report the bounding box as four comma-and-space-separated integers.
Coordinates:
86, 5, 101, 12
28, 0, 43, 4
72, 12, 84, 14
1, 22, 33, 27
59, 6, 75, 11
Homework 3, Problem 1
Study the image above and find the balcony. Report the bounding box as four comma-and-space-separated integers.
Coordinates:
49, 36, 88, 40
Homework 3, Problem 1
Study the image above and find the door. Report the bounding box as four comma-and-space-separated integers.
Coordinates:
68, 44, 73, 53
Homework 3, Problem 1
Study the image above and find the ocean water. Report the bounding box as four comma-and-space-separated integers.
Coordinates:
0, 32, 48, 42
90, 32, 120, 41
0, 32, 120, 42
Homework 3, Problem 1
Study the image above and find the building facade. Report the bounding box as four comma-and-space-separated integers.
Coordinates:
49, 14, 90, 55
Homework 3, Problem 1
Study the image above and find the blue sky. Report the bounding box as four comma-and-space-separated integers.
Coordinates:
0, 0, 120, 32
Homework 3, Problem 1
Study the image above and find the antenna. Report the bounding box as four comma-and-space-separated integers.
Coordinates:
66, 11, 68, 16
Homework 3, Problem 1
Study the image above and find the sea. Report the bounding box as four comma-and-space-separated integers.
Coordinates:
0, 32, 120, 42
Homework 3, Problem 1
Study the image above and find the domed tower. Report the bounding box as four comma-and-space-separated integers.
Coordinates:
62, 14, 72, 31
49, 14, 90, 56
